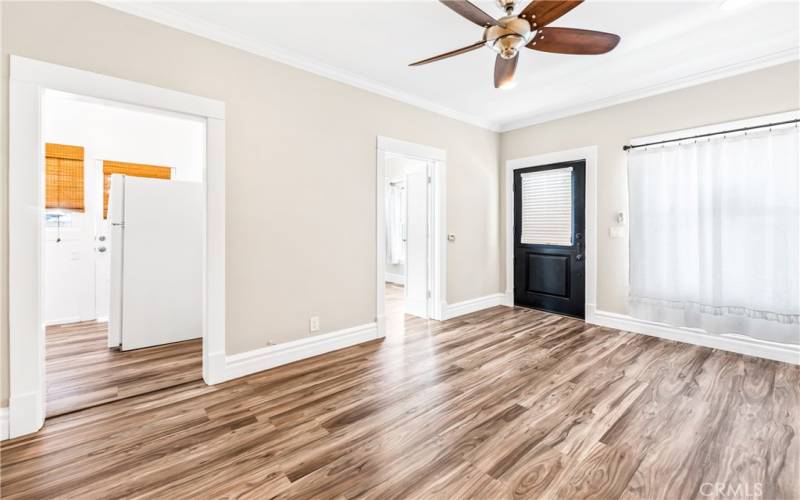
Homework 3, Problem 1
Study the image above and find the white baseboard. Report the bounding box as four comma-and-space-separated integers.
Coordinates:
1, 407, 8, 441
587, 306, 800, 365
445, 293, 509, 320
385, 273, 405, 285
405, 297, 428, 318
8, 390, 45, 439
44, 316, 81, 326
212, 322, 380, 383
45, 316, 107, 326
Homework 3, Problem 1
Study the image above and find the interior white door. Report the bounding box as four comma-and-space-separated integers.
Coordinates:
404, 161, 429, 318
118, 176, 203, 351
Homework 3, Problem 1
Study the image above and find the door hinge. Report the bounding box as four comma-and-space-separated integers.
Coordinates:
427, 290, 431, 298
427, 176, 432, 184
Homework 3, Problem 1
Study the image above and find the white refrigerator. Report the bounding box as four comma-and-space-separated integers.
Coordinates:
108, 174, 203, 351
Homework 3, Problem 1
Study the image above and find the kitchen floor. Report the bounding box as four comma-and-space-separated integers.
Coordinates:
45, 321, 202, 417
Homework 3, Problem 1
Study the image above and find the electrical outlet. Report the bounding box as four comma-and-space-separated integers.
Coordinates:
309, 316, 320, 333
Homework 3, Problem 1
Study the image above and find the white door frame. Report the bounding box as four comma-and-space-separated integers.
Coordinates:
504, 146, 598, 317
7, 56, 227, 438
376, 136, 446, 335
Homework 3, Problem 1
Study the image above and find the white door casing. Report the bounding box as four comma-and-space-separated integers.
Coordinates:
7, 56, 226, 439
375, 136, 446, 337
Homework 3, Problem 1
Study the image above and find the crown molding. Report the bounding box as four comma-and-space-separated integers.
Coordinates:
499, 47, 800, 132
99, 1, 797, 135
98, 1, 502, 132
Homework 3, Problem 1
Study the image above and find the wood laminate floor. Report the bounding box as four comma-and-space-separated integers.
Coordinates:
2, 289, 797, 499
46, 321, 202, 417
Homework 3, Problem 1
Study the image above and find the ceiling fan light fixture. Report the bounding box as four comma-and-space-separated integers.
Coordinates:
495, 0, 517, 15
498, 78, 517, 90
491, 32, 528, 59
499, 45, 518, 59
410, 1, 622, 90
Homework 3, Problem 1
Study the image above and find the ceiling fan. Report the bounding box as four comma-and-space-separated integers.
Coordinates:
410, 0, 621, 89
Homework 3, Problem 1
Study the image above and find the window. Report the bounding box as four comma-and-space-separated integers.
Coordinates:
102, 160, 172, 218
627, 123, 799, 345
520, 167, 573, 246
45, 212, 72, 228
45, 143, 85, 211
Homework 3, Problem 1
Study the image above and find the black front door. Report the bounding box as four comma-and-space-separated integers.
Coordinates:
514, 161, 585, 318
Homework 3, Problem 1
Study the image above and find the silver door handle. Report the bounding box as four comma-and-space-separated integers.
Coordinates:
98, 246, 107, 253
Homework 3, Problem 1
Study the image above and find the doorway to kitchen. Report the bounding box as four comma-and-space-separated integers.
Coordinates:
41, 90, 206, 417
8, 56, 226, 439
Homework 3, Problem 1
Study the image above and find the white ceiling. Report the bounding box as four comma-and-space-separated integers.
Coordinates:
106, 0, 800, 131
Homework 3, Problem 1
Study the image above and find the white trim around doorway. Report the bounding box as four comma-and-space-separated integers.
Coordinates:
504, 146, 598, 317
376, 136, 447, 336
7, 56, 226, 439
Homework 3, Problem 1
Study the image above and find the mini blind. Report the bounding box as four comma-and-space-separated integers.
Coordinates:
45, 143, 85, 211
102, 160, 172, 218
520, 167, 573, 246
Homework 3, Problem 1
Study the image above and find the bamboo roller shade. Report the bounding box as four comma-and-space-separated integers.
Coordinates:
102, 160, 172, 218
45, 143, 85, 211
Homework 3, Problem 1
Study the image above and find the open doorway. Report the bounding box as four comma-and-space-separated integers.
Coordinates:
384, 155, 430, 323
8, 56, 225, 438
376, 137, 446, 339
42, 90, 206, 416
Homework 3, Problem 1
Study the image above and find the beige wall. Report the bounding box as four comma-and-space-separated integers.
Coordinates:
1, 1, 797, 408
500, 61, 800, 315
0, 1, 500, 404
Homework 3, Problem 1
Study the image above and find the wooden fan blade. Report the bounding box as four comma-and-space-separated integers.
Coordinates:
440, 0, 501, 28
409, 41, 486, 66
527, 27, 620, 54
519, 0, 583, 28
494, 54, 518, 88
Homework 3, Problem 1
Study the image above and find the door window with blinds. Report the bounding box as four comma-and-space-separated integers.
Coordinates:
519, 167, 573, 246
102, 160, 172, 218
45, 143, 85, 212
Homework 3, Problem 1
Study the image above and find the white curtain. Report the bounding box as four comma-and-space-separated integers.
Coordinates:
628, 125, 800, 345
386, 182, 405, 264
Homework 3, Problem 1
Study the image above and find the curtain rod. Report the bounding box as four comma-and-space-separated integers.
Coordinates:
623, 118, 800, 151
